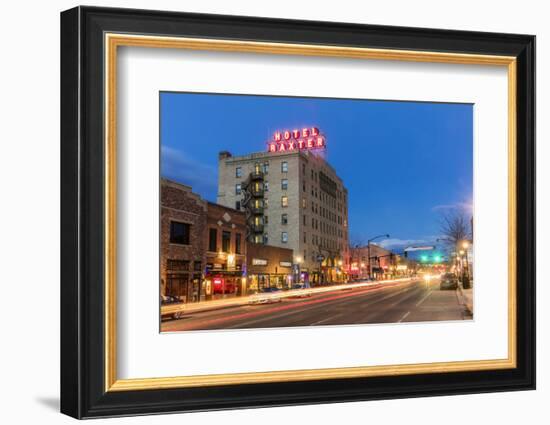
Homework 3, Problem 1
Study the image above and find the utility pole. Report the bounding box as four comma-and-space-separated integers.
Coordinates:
367, 234, 390, 280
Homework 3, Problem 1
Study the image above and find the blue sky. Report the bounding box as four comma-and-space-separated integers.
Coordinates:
161, 92, 473, 252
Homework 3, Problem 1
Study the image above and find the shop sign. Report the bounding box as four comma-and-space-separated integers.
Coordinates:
252, 258, 268, 266
279, 261, 292, 268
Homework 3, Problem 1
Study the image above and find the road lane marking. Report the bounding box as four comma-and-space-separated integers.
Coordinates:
310, 313, 345, 326
416, 290, 432, 307
398, 311, 411, 322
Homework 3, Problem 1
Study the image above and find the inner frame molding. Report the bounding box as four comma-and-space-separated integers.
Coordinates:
104, 33, 517, 392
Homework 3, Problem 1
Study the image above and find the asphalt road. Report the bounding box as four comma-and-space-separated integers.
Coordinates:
161, 278, 471, 332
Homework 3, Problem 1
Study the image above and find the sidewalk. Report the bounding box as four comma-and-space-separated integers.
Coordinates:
456, 284, 473, 315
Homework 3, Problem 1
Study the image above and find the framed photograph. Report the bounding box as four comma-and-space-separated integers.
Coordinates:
60, 6, 535, 419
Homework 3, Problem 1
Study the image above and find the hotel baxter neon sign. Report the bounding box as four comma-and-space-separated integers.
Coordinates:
267, 127, 326, 153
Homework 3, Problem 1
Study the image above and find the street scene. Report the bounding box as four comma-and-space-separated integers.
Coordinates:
160, 92, 473, 332
162, 276, 472, 332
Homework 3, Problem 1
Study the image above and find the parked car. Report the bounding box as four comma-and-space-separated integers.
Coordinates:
249, 287, 283, 305
160, 294, 185, 320
440, 273, 459, 290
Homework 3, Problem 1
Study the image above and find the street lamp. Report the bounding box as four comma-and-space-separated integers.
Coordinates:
461, 241, 471, 289
367, 234, 390, 280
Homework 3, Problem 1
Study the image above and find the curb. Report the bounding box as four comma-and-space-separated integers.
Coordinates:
456, 285, 473, 316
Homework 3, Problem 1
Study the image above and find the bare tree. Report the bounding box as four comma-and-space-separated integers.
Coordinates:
439, 210, 471, 248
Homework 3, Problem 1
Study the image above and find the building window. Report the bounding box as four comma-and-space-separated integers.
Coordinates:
302, 163, 306, 174
281, 213, 288, 225
236, 167, 242, 178
193, 261, 202, 272
254, 234, 263, 244
264, 198, 269, 208
167, 259, 190, 271
303, 232, 307, 243
281, 179, 288, 190
170, 221, 190, 245
208, 228, 217, 252
264, 215, 269, 224
303, 182, 306, 192
222, 231, 231, 253
262, 162, 269, 174
303, 214, 307, 225
281, 232, 288, 243
302, 198, 306, 209
263, 234, 269, 244
281, 161, 288, 173
281, 196, 288, 207
235, 184, 241, 195
235, 233, 242, 254
235, 201, 241, 210
264, 181, 269, 192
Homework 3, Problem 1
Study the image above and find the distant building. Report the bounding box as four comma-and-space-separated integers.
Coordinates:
217, 127, 349, 285
349, 244, 400, 280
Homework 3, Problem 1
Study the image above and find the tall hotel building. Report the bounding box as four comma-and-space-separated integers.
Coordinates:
217, 127, 349, 284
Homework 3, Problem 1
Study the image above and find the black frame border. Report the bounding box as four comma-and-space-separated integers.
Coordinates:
61, 6, 535, 419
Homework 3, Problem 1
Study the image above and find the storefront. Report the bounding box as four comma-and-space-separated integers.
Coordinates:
246, 243, 294, 293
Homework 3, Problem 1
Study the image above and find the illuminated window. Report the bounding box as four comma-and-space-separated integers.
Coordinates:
302, 199, 307, 209
281, 179, 288, 190
281, 232, 288, 243
281, 161, 288, 173
281, 214, 288, 225
235, 184, 241, 195
236, 167, 242, 178
281, 196, 288, 207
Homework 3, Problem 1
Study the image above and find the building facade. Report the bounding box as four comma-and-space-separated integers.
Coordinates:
160, 179, 207, 302
217, 136, 349, 285
205, 202, 247, 297
161, 179, 248, 303
349, 244, 403, 280
246, 242, 294, 291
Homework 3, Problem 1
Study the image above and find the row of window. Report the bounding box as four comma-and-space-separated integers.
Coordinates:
235, 161, 288, 178
208, 228, 242, 254
168, 221, 243, 254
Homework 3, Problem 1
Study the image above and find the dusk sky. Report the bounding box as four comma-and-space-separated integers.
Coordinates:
160, 92, 473, 252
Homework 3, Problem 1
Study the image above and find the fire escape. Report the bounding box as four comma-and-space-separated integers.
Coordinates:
241, 167, 265, 243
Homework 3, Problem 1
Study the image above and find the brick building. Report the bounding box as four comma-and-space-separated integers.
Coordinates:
205, 202, 247, 296
160, 179, 207, 302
